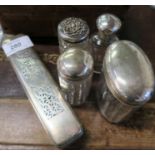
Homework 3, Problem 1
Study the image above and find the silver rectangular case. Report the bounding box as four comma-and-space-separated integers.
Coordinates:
1, 34, 83, 148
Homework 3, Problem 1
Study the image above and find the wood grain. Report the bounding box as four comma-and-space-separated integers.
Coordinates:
0, 98, 155, 149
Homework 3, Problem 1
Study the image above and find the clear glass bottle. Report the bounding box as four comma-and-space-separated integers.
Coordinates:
91, 13, 121, 74
57, 48, 94, 106
58, 17, 92, 54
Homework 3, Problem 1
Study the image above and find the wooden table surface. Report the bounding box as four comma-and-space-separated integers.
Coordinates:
0, 98, 155, 150
0, 6, 155, 150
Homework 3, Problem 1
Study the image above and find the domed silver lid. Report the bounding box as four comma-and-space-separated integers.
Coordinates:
58, 17, 89, 43
96, 13, 121, 34
103, 40, 155, 106
57, 48, 93, 81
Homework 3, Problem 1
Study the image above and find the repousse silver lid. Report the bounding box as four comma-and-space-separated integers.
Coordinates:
57, 48, 93, 80
103, 40, 155, 106
97, 13, 121, 34
58, 17, 89, 43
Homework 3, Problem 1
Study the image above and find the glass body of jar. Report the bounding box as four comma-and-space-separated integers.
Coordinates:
91, 33, 118, 74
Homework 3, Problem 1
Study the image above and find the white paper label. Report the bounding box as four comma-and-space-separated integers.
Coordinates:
2, 35, 34, 56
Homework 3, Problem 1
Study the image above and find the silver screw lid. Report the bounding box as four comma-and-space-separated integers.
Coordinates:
96, 13, 121, 34
103, 40, 155, 106
57, 47, 93, 81
58, 17, 89, 43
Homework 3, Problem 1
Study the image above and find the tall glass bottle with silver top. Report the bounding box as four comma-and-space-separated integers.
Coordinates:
97, 40, 155, 123
57, 48, 94, 106
58, 17, 92, 54
0, 25, 83, 148
91, 13, 121, 73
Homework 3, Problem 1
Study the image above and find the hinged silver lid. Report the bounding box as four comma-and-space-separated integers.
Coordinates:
57, 48, 93, 81
97, 13, 121, 34
58, 17, 89, 43
103, 40, 155, 106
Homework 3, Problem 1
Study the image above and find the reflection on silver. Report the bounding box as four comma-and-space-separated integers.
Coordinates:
96, 14, 121, 33
97, 40, 155, 123
0, 32, 83, 148
57, 48, 94, 106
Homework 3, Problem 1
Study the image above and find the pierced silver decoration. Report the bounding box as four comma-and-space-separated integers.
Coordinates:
0, 32, 83, 148
58, 17, 92, 54
32, 86, 64, 119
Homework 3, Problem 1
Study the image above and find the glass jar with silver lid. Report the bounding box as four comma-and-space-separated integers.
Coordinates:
58, 17, 92, 54
91, 13, 121, 74
97, 40, 155, 123
57, 47, 94, 106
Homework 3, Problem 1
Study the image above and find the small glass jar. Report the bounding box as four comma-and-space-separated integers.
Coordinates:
91, 13, 121, 74
58, 17, 92, 54
97, 40, 155, 123
57, 47, 94, 106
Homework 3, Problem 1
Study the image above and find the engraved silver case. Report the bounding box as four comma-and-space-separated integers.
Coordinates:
97, 40, 155, 123
58, 17, 92, 54
0, 34, 83, 148
57, 48, 94, 106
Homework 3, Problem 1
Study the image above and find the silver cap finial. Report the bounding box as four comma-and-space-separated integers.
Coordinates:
96, 13, 121, 34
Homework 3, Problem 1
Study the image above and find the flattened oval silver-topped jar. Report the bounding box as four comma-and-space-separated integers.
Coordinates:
58, 17, 92, 54
57, 47, 94, 106
97, 40, 155, 123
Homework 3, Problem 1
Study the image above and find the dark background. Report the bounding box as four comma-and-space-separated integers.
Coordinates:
1, 5, 155, 100
1, 5, 155, 78
0, 5, 154, 57
0, 5, 129, 39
